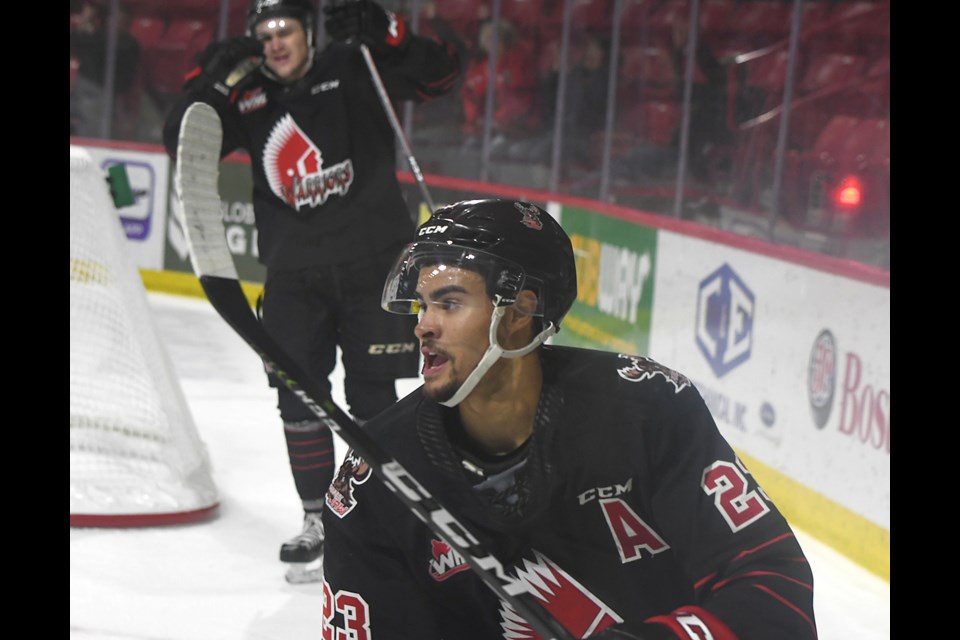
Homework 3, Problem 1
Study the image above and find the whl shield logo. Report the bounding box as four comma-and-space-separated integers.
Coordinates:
695, 264, 754, 378
262, 114, 353, 210
427, 539, 471, 582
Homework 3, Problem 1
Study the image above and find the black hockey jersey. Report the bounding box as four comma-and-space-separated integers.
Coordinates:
322, 346, 817, 639
163, 37, 459, 272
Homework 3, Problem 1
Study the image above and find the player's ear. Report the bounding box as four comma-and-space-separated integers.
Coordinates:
500, 290, 538, 346
511, 290, 538, 319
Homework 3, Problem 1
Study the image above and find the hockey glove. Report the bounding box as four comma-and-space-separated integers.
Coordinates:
323, 0, 410, 55
184, 36, 264, 102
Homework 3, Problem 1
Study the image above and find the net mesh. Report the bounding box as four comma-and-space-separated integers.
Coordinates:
70, 145, 218, 525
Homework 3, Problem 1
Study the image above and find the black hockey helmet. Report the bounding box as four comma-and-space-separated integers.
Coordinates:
382, 199, 578, 333
247, 0, 316, 41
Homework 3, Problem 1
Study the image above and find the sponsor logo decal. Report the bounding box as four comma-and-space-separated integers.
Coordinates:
807, 329, 889, 453
695, 263, 754, 378
808, 329, 837, 430
760, 402, 776, 427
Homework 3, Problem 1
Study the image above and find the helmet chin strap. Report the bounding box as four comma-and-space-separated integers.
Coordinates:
439, 296, 556, 408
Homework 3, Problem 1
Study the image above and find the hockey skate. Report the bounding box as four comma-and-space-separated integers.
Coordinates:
281, 511, 325, 584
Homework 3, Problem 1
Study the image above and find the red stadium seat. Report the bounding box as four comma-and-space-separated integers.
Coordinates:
698, 0, 738, 41
800, 1, 832, 32
619, 0, 665, 45
543, 0, 613, 38
799, 52, 867, 94
147, 18, 215, 97
810, 115, 861, 163
842, 118, 889, 170
643, 0, 689, 43
734, 1, 792, 41
432, 0, 482, 28
744, 49, 790, 94
618, 45, 678, 104
502, 0, 547, 25
129, 15, 166, 50
618, 99, 681, 147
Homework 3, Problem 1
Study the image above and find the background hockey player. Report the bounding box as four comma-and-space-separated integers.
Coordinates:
321, 198, 818, 638
161, 0, 461, 583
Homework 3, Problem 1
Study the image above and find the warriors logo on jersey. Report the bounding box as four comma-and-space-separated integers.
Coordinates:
263, 114, 354, 210
499, 551, 623, 639
325, 449, 372, 518
616, 354, 691, 394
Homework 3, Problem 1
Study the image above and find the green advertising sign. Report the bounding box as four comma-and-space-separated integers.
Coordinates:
551, 205, 658, 356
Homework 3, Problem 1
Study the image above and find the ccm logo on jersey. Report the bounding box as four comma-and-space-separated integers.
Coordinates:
311, 79, 340, 95
368, 342, 417, 355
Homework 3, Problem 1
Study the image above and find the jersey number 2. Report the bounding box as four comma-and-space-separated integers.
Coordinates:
701, 460, 770, 532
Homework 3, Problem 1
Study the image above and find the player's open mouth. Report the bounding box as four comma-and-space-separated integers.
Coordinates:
422, 348, 448, 377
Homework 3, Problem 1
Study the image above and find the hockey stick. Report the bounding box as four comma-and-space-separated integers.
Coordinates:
358, 42, 436, 214
174, 101, 574, 640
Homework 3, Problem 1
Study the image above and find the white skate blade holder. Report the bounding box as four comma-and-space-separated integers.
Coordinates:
285, 556, 323, 584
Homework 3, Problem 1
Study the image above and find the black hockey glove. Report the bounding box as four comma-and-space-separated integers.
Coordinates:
186, 35, 263, 101
323, 0, 410, 55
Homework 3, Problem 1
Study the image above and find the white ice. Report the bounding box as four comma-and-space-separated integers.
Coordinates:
69, 291, 891, 639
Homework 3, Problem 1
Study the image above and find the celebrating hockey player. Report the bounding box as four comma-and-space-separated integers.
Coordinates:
321, 198, 818, 638
161, 0, 461, 583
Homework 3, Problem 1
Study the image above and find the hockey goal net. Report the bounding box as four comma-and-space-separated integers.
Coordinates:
70, 145, 219, 526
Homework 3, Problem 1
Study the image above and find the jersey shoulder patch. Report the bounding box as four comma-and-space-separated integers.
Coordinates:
615, 353, 692, 394
325, 449, 372, 518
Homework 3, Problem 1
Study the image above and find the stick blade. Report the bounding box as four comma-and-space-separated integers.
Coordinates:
175, 102, 237, 281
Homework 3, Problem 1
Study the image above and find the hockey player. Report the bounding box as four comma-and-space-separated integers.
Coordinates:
162, 0, 461, 583
321, 199, 818, 638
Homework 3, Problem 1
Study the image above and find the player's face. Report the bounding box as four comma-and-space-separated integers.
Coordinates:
413, 266, 495, 403
254, 17, 310, 82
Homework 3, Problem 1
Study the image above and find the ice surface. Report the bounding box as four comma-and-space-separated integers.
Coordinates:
69, 292, 890, 639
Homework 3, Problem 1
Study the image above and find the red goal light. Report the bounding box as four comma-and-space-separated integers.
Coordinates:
833, 175, 863, 211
